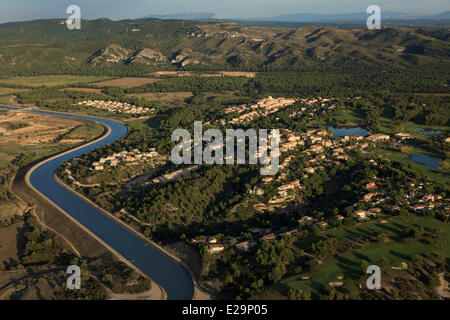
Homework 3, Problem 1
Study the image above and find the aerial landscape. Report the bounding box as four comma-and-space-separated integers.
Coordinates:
0, 0, 449, 308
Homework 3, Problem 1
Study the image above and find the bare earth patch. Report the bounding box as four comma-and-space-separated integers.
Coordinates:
329, 281, 344, 287
151, 71, 256, 78
435, 273, 450, 299
215, 71, 256, 78
0, 111, 82, 144
152, 71, 195, 77
0, 222, 24, 265
0, 201, 27, 219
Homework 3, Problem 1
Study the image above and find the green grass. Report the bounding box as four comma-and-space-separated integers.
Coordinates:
0, 87, 30, 96
283, 215, 450, 295
0, 144, 70, 168
0, 75, 111, 88
0, 94, 16, 105
332, 108, 365, 123
62, 121, 104, 140
198, 92, 253, 105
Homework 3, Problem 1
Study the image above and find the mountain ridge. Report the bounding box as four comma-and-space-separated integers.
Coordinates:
0, 18, 448, 75
139, 10, 450, 23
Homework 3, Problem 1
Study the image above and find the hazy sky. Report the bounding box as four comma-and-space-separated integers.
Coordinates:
1, 0, 448, 23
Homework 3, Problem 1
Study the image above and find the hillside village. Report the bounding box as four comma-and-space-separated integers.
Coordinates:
221, 96, 298, 125
188, 126, 449, 255
62, 148, 167, 188
217, 96, 337, 126
91, 148, 166, 171
194, 178, 449, 255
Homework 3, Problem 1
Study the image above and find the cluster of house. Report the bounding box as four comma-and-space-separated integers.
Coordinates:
253, 128, 375, 211
252, 128, 435, 213
409, 193, 445, 213
218, 96, 339, 126
219, 96, 298, 125
403, 183, 448, 214
355, 176, 449, 219
191, 179, 449, 255
289, 97, 337, 119
92, 148, 165, 171
191, 226, 303, 254
193, 212, 347, 254
190, 236, 226, 254
76, 100, 154, 114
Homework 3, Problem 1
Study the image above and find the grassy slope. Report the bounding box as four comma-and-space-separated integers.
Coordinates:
283, 215, 450, 295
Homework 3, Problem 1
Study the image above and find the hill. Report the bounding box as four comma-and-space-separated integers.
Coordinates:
0, 18, 448, 76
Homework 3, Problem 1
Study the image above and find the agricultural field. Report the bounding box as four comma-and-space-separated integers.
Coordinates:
125, 91, 252, 105
0, 222, 24, 266
0, 87, 30, 96
59, 87, 103, 94
0, 95, 19, 106
0, 110, 104, 168
0, 75, 111, 88
92, 77, 161, 88
197, 92, 253, 104
126, 91, 193, 103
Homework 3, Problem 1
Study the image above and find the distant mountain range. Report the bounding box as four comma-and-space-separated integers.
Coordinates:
141, 13, 220, 20
141, 11, 450, 22
262, 11, 450, 22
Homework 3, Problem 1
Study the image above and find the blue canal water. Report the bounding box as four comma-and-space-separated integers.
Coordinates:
415, 128, 442, 136
0, 106, 194, 300
410, 154, 442, 170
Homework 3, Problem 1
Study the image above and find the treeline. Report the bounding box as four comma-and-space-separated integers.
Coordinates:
249, 69, 450, 96
121, 164, 260, 242
121, 68, 450, 98
125, 76, 250, 94
92, 261, 151, 294
208, 237, 299, 299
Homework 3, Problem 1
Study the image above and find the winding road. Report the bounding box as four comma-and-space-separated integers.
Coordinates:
0, 106, 194, 300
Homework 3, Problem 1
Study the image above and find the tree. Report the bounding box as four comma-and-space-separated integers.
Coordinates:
268, 265, 286, 283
